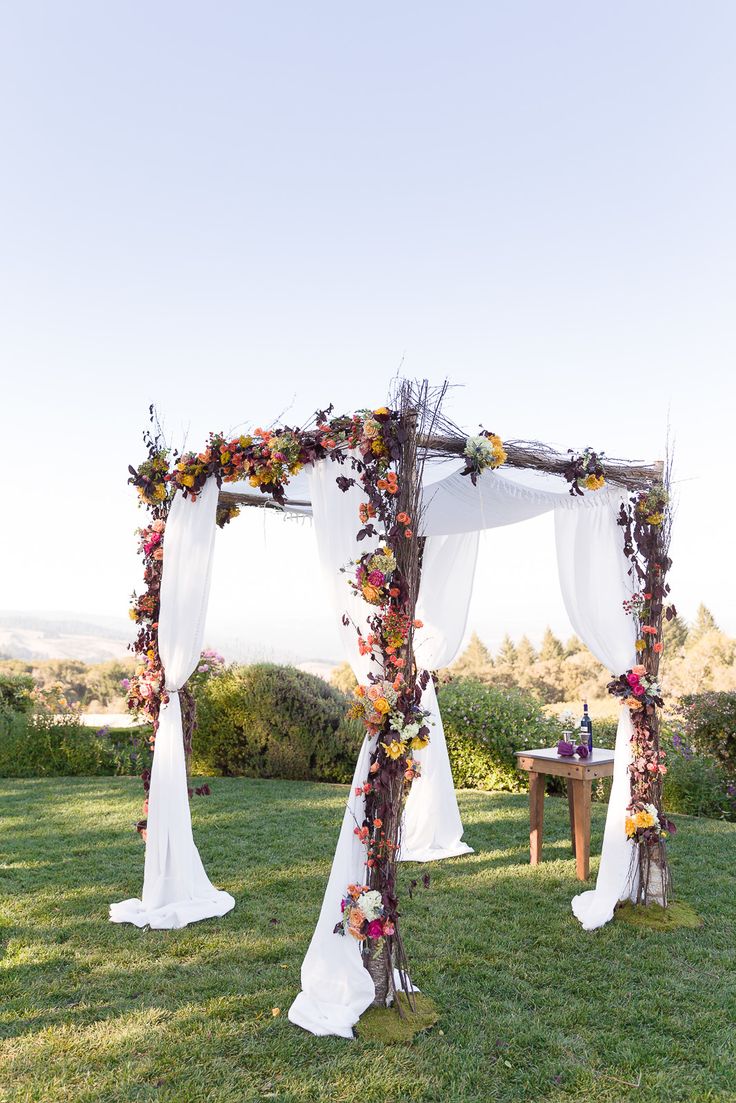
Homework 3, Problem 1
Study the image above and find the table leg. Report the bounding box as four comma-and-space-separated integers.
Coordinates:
567, 781, 576, 857
529, 771, 545, 865
572, 779, 592, 880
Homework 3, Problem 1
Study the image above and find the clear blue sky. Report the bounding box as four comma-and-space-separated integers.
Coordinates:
1, 2, 733, 662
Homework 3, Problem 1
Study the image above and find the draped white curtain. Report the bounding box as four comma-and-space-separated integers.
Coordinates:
422, 465, 639, 931
306, 459, 474, 861
402, 532, 479, 861
289, 462, 476, 1036
110, 479, 235, 929
555, 502, 638, 929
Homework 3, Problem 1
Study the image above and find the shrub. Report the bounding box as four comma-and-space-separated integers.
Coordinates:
0, 673, 34, 714
437, 679, 562, 793
663, 733, 736, 820
675, 692, 736, 780
191, 663, 363, 783
0, 710, 151, 778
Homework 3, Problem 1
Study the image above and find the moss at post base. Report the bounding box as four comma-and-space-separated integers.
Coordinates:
355, 993, 440, 1043
615, 899, 702, 930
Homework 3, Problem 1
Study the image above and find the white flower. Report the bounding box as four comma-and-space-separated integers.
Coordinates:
643, 803, 660, 827
464, 435, 495, 463
358, 890, 383, 921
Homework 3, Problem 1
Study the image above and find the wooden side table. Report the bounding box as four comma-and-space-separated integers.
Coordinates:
514, 747, 615, 880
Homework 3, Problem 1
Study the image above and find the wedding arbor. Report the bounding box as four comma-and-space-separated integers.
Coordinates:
112, 382, 675, 1039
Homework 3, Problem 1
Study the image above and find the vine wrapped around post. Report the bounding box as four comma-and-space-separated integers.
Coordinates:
608, 474, 677, 906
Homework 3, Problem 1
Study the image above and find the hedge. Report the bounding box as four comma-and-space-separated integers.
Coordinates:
437, 679, 562, 792
0, 710, 152, 778
191, 663, 363, 783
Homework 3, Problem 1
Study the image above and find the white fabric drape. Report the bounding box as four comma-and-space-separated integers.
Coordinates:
111, 479, 235, 929
290, 463, 476, 1036
421, 466, 640, 930
307, 461, 473, 862
401, 531, 480, 862
288, 735, 376, 1036
555, 502, 638, 930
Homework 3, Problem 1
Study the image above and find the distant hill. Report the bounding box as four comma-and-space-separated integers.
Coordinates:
0, 612, 133, 663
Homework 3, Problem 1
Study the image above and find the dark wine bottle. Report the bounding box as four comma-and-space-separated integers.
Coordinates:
580, 701, 593, 752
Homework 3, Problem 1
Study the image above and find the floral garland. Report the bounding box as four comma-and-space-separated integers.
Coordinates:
329, 403, 432, 1001
124, 407, 411, 837
611, 481, 677, 894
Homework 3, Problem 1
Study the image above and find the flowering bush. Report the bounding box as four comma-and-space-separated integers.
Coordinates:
438, 679, 561, 792
663, 731, 736, 820
674, 692, 736, 781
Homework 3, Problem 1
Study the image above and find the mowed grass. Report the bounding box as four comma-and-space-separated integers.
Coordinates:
1, 777, 735, 1103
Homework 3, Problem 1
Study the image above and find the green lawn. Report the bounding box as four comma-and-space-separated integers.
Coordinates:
1, 778, 735, 1103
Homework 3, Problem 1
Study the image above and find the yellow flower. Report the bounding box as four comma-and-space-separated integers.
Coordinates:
646, 512, 663, 526
488, 433, 507, 468
583, 474, 606, 491
635, 811, 655, 830
635, 640, 647, 652
373, 697, 391, 715
374, 407, 390, 416
146, 649, 155, 661
625, 816, 637, 838
362, 583, 381, 604
180, 474, 195, 488
153, 484, 167, 501
381, 740, 404, 760
129, 608, 139, 621
411, 734, 430, 750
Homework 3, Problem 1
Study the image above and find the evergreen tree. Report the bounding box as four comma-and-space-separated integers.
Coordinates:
662, 613, 689, 653
497, 634, 518, 665
540, 628, 564, 661
565, 635, 585, 656
451, 633, 494, 680
688, 604, 719, 644
516, 636, 538, 668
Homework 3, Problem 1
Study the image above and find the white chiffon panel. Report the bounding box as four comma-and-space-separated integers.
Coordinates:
401, 531, 480, 862
421, 464, 640, 931
290, 465, 474, 1036
288, 735, 376, 1037
308, 462, 473, 862
110, 479, 235, 929
555, 501, 638, 930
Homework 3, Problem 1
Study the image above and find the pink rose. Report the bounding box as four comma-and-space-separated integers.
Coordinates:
366, 920, 383, 939
632, 684, 645, 697
626, 673, 640, 687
